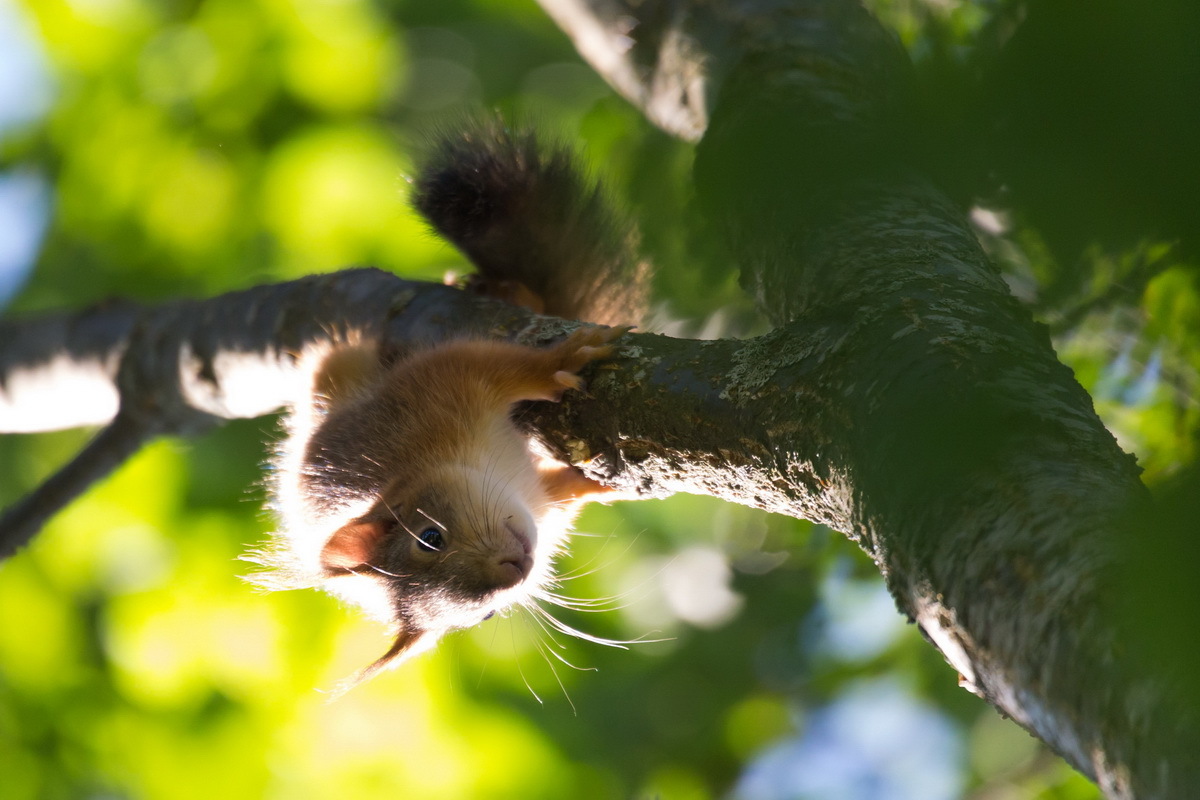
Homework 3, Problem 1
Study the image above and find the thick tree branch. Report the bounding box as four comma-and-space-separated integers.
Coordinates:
536, 0, 718, 141
540, 0, 1191, 796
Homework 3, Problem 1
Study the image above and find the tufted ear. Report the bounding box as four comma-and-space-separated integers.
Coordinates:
320, 519, 387, 573
327, 624, 432, 698
365, 625, 432, 676
311, 340, 382, 411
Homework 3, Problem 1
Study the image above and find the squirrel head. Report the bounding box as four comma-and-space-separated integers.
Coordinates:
318, 466, 543, 681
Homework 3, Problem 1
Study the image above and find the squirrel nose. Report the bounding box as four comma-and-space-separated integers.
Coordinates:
495, 554, 534, 587
493, 521, 534, 587
504, 519, 533, 556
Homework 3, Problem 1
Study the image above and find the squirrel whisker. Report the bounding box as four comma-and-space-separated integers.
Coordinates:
255, 119, 646, 689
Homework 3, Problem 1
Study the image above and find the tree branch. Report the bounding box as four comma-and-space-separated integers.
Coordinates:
0, 268, 840, 542
0, 411, 155, 558
536, 0, 717, 141
539, 0, 1191, 796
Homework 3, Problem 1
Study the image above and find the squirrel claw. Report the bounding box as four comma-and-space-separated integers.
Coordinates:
544, 325, 629, 398
553, 370, 584, 391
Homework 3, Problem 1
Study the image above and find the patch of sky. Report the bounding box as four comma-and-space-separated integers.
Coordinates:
0, 0, 54, 134
1094, 334, 1164, 407
0, 171, 51, 311
733, 677, 964, 800
805, 559, 908, 663
0, 0, 55, 310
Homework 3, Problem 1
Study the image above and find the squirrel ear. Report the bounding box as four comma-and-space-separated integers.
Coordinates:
368, 626, 431, 674
311, 340, 382, 410
327, 625, 432, 698
320, 519, 387, 572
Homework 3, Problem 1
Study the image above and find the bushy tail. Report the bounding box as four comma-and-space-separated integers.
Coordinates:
412, 122, 648, 328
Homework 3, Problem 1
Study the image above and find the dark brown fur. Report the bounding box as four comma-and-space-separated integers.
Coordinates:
414, 122, 649, 327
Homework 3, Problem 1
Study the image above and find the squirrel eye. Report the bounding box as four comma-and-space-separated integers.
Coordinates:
417, 528, 444, 552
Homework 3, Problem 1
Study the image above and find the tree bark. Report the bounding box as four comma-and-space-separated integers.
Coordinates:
541, 0, 1189, 796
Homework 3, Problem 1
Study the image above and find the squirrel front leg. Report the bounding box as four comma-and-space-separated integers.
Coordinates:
515, 325, 633, 401
539, 461, 617, 504
406, 326, 631, 407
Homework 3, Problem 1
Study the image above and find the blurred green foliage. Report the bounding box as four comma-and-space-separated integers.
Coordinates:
2, 0, 1198, 798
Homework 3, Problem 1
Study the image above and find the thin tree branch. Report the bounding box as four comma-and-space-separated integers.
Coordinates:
0, 411, 154, 558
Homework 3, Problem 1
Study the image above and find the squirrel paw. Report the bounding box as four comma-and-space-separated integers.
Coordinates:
548, 325, 632, 394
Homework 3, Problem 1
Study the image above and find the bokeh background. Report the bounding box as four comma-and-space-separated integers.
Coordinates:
2, 0, 1197, 798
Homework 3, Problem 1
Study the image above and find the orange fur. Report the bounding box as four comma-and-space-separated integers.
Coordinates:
266, 326, 629, 685
256, 122, 646, 690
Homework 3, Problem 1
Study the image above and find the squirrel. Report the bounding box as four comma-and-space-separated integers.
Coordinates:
254, 123, 648, 687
